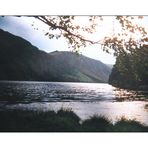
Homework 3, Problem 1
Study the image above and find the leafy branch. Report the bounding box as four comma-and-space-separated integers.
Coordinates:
33, 16, 148, 55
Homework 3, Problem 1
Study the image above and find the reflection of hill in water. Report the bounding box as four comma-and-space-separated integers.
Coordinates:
113, 88, 148, 102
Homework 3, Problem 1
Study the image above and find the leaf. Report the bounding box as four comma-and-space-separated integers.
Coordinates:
45, 32, 49, 36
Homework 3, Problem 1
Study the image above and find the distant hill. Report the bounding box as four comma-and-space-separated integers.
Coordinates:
48, 51, 111, 82
0, 28, 111, 83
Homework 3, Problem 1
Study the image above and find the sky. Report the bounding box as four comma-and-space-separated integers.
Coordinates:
1, 16, 147, 65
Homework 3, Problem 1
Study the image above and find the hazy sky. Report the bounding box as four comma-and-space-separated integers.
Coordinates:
0, 16, 117, 64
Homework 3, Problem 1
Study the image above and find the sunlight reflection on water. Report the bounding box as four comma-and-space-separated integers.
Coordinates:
0, 81, 148, 125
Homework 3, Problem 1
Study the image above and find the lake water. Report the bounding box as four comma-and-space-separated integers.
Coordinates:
0, 81, 148, 125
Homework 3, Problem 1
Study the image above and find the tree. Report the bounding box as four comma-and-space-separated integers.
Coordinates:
32, 16, 148, 55
109, 44, 148, 89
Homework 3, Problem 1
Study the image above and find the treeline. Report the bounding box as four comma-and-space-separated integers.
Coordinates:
109, 45, 148, 90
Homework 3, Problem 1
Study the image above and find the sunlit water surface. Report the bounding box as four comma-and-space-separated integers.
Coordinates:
0, 81, 148, 125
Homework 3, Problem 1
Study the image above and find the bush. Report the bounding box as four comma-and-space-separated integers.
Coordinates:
82, 115, 113, 132
113, 117, 148, 132
0, 109, 148, 132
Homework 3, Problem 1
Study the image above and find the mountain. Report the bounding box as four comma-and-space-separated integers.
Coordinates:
48, 51, 111, 82
0, 28, 111, 83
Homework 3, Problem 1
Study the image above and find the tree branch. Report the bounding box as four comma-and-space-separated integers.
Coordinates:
35, 16, 102, 45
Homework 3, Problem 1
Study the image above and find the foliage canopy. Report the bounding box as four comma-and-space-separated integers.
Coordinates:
34, 16, 148, 55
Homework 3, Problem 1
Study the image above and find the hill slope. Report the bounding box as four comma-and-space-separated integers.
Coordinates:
0, 28, 111, 83
49, 51, 111, 82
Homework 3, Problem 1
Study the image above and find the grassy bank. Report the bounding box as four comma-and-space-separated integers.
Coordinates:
0, 109, 148, 132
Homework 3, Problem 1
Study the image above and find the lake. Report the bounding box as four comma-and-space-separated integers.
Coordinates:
0, 81, 148, 125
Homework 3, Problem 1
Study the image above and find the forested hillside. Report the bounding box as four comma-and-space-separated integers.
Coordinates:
109, 45, 148, 90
